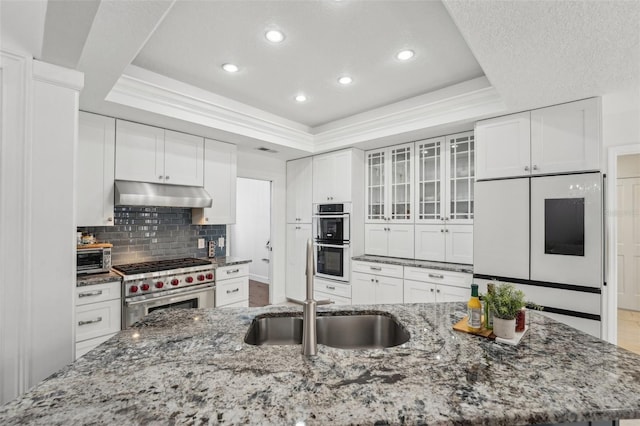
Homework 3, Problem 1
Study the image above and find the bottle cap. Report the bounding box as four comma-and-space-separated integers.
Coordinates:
471, 283, 479, 297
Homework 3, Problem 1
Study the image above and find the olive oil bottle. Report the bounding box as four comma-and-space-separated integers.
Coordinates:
467, 284, 482, 331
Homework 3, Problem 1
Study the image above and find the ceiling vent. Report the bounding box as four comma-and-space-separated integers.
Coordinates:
256, 147, 278, 153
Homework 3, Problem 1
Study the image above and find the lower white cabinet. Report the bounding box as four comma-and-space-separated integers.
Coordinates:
314, 277, 351, 305
351, 262, 404, 305
74, 280, 122, 359
365, 224, 414, 258
286, 223, 313, 302
404, 266, 471, 304
414, 224, 473, 265
216, 264, 249, 307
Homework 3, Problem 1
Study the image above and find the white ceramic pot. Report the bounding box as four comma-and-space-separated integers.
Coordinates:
493, 317, 516, 339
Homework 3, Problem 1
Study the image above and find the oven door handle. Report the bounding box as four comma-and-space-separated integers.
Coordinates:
125, 284, 215, 307
314, 242, 350, 249
312, 214, 350, 219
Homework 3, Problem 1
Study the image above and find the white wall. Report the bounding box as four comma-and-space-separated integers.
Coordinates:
231, 178, 271, 284
235, 151, 287, 303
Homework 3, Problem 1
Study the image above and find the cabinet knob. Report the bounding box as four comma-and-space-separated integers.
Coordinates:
532, 165, 538, 171
205, 217, 209, 222
107, 217, 113, 222
440, 229, 444, 233
524, 166, 530, 172
430, 288, 434, 292
371, 278, 374, 282
159, 175, 164, 180
437, 289, 441, 293
445, 229, 449, 233
165, 175, 170, 180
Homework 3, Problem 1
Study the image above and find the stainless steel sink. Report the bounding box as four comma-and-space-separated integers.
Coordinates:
244, 312, 410, 349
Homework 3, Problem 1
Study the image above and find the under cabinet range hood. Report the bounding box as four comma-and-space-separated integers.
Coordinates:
114, 180, 212, 208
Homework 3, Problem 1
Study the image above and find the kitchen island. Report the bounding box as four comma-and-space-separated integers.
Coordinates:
1, 303, 640, 425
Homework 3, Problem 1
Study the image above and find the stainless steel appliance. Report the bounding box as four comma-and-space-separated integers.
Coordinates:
77, 247, 112, 275
114, 258, 215, 328
314, 203, 351, 282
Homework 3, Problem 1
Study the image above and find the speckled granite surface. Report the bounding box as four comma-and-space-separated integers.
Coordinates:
208, 256, 251, 267
2, 303, 639, 425
353, 254, 473, 273
76, 271, 121, 287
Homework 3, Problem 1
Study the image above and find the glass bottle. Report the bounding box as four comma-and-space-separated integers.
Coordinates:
484, 283, 495, 330
467, 283, 482, 331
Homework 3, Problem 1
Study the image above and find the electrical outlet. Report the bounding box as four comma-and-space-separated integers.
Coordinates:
197, 238, 205, 249
218, 237, 225, 248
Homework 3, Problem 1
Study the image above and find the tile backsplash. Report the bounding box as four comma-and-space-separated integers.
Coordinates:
78, 206, 226, 265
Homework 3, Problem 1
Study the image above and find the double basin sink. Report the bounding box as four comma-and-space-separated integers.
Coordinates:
244, 311, 410, 349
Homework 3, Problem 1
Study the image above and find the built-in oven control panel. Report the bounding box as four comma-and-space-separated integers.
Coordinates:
124, 269, 215, 297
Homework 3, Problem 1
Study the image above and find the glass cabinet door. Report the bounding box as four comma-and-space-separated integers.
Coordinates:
446, 132, 474, 222
415, 137, 445, 222
390, 145, 412, 221
366, 150, 385, 221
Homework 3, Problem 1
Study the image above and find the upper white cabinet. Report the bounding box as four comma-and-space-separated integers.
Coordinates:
364, 224, 414, 259
313, 149, 363, 203
77, 112, 115, 227
414, 223, 473, 264
192, 139, 237, 225
286, 157, 313, 223
365, 143, 414, 223
475, 98, 600, 180
530, 98, 600, 175
115, 120, 204, 186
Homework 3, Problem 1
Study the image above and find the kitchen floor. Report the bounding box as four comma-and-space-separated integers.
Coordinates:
618, 309, 640, 426
249, 280, 269, 307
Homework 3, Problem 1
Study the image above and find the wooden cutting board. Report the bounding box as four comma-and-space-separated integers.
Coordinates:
77, 243, 113, 249
452, 316, 495, 339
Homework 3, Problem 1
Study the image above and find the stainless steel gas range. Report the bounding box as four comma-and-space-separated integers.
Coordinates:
113, 258, 215, 329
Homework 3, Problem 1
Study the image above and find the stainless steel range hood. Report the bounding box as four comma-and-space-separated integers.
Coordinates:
114, 180, 212, 208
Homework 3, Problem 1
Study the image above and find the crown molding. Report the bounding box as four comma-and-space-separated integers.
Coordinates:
106, 67, 505, 154
32, 60, 84, 91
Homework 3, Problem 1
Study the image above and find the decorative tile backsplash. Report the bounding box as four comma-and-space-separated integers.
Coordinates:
78, 206, 226, 265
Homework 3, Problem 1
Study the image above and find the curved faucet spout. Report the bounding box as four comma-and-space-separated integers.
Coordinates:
302, 238, 333, 356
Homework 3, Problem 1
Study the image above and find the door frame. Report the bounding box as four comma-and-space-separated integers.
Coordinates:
604, 144, 640, 344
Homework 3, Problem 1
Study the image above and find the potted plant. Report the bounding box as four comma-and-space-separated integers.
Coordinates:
482, 283, 526, 339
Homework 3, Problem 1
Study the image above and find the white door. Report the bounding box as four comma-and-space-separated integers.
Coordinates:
387, 224, 414, 258
351, 272, 377, 305
115, 120, 164, 183
376, 276, 404, 304
445, 224, 473, 265
231, 178, 271, 285
163, 130, 204, 186
475, 111, 531, 180
530, 173, 602, 288
436, 284, 469, 303
618, 177, 640, 311
286, 223, 311, 302
365, 224, 388, 256
403, 280, 436, 303
414, 224, 446, 262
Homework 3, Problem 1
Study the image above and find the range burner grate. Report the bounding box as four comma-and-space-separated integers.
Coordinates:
113, 258, 211, 275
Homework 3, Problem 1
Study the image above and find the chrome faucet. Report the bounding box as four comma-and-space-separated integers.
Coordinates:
301, 239, 333, 356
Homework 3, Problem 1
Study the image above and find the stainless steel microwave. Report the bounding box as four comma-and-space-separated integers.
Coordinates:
77, 247, 112, 275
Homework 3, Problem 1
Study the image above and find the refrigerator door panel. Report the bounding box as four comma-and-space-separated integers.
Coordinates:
473, 178, 530, 279
530, 173, 602, 287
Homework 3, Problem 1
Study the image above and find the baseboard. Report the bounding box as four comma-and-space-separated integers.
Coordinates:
249, 274, 269, 285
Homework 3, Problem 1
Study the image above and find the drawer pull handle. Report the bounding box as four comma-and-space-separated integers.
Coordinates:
226, 269, 240, 274
326, 285, 336, 290
428, 273, 444, 279
226, 288, 239, 294
79, 290, 103, 298
78, 317, 102, 326
370, 266, 382, 271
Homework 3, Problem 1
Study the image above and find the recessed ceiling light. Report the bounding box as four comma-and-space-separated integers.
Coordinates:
396, 49, 415, 61
222, 63, 239, 73
295, 94, 307, 102
265, 30, 285, 43
338, 76, 353, 85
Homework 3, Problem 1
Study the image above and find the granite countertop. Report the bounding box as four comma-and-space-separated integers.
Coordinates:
76, 271, 121, 287
207, 256, 252, 267
2, 303, 640, 425
353, 254, 473, 274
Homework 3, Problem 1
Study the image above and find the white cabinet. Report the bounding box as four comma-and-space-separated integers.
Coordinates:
365, 224, 414, 258
365, 143, 414, 223
414, 224, 473, 264
286, 157, 313, 223
215, 264, 249, 307
313, 149, 361, 203
475, 98, 600, 180
115, 120, 204, 186
314, 277, 351, 305
75, 281, 122, 359
351, 261, 403, 304
403, 267, 471, 304
286, 223, 312, 301
192, 139, 237, 225
77, 112, 115, 227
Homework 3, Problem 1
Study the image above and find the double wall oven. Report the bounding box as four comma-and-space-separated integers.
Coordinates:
314, 203, 351, 282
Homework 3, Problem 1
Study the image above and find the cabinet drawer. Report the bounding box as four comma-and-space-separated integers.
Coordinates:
314, 278, 351, 298
75, 332, 116, 359
216, 276, 248, 307
75, 281, 121, 306
75, 299, 121, 343
314, 290, 351, 306
352, 261, 403, 279
404, 267, 471, 287
216, 264, 249, 281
